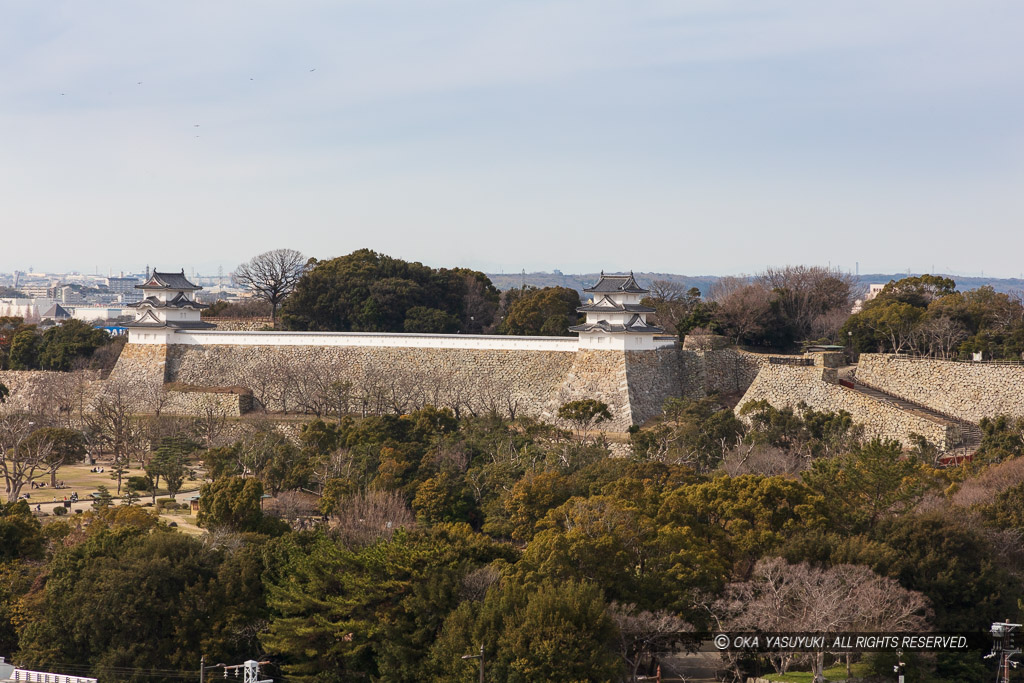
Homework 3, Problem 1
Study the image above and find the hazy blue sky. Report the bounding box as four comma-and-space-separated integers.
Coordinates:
2, 1, 1022, 277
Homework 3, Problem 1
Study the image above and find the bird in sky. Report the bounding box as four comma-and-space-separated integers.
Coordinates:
309, 68, 316, 72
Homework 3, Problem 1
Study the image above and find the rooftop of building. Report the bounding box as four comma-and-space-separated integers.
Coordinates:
136, 270, 202, 291
583, 272, 648, 294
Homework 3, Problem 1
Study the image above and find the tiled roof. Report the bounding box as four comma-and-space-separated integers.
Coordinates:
578, 295, 656, 314
123, 319, 216, 329
136, 270, 202, 291
569, 314, 665, 334
583, 272, 648, 294
129, 293, 209, 310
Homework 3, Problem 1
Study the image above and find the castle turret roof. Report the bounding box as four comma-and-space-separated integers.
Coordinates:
136, 270, 201, 291
569, 314, 665, 334
577, 295, 656, 314
129, 292, 210, 310
583, 272, 648, 294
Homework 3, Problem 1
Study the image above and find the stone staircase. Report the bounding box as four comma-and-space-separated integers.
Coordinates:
840, 367, 982, 459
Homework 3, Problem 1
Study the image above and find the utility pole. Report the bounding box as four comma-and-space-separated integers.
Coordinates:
461, 644, 484, 683
985, 620, 1021, 683
202, 658, 272, 683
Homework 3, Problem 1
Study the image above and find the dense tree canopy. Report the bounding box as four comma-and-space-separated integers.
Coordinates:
844, 275, 1024, 360
280, 249, 499, 334
497, 286, 581, 336
1, 392, 1021, 682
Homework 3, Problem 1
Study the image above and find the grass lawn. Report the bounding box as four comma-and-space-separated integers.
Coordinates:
6, 462, 203, 510
763, 660, 873, 682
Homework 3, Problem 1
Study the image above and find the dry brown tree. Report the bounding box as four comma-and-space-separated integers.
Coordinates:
233, 248, 307, 326
0, 412, 54, 500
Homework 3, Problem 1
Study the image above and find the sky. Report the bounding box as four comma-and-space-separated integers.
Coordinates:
1, 1, 1023, 278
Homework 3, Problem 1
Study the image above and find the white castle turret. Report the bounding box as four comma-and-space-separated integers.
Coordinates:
124, 269, 214, 343
570, 272, 675, 350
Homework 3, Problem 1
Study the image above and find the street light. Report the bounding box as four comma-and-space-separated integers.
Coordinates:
461, 644, 484, 683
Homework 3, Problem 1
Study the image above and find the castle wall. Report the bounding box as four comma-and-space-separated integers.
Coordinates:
625, 348, 686, 425
855, 354, 1024, 423
737, 364, 958, 449
678, 348, 770, 398
163, 342, 593, 421
107, 342, 168, 385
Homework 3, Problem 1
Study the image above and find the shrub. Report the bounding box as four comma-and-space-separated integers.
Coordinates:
53, 506, 68, 516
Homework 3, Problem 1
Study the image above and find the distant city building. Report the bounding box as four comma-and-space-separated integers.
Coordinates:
41, 303, 72, 321
570, 272, 676, 350
0, 656, 96, 683
851, 283, 886, 313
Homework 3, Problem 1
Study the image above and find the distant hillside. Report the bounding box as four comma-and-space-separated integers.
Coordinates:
487, 271, 1024, 296
485, 272, 721, 296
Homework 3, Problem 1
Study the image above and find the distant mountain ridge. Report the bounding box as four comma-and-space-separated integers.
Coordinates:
486, 271, 1024, 296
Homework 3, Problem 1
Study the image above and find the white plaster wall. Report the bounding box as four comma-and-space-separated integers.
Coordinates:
164, 330, 581, 352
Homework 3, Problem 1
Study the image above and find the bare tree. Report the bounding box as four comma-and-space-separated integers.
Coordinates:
87, 378, 147, 494
714, 557, 930, 682
708, 277, 774, 345
330, 490, 415, 548
0, 413, 53, 500
756, 266, 857, 342
608, 602, 693, 681
917, 316, 968, 359
233, 248, 307, 326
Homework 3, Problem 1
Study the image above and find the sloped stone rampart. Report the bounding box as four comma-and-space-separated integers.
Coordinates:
625, 348, 685, 425
164, 343, 599, 423
737, 364, 957, 448
0, 370, 104, 415
855, 354, 1024, 423
107, 342, 167, 384
679, 348, 770, 397
162, 390, 250, 417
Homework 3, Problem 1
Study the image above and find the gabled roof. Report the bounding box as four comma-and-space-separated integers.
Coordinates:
135, 270, 202, 291
129, 293, 209, 310
577, 295, 656, 314
583, 272, 648, 294
42, 303, 72, 319
569, 314, 666, 335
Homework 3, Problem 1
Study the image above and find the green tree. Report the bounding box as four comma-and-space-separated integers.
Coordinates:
557, 399, 612, 439
499, 286, 581, 337
0, 500, 44, 561
802, 439, 931, 532
281, 249, 496, 333
875, 274, 957, 309
412, 471, 476, 524
428, 580, 621, 682
91, 485, 113, 510
37, 320, 110, 371
15, 527, 260, 679
8, 328, 41, 370
197, 477, 264, 532
403, 306, 460, 333
657, 474, 827, 576
147, 435, 195, 500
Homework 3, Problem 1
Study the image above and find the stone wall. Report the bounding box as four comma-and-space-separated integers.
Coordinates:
158, 343, 706, 432
679, 348, 770, 398
0, 370, 104, 416
625, 348, 685, 424
107, 342, 167, 384
163, 387, 253, 417
737, 363, 958, 449
205, 318, 274, 331
855, 354, 1024, 423
163, 342, 590, 421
